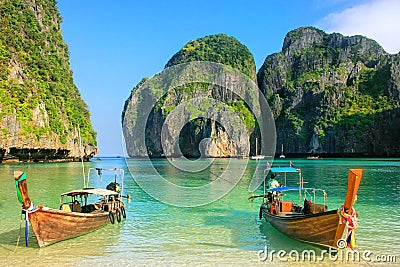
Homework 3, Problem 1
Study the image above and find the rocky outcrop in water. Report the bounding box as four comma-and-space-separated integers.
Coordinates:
122, 34, 259, 158
0, 0, 97, 163
258, 27, 400, 156
123, 28, 400, 158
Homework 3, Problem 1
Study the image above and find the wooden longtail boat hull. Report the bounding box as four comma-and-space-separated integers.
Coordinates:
260, 169, 363, 249
28, 207, 109, 247
262, 209, 339, 248
14, 171, 126, 248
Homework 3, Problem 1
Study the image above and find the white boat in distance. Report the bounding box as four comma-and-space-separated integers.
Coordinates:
251, 138, 265, 160
279, 144, 285, 158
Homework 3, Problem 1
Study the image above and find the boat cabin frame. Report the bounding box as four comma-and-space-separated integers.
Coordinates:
59, 167, 126, 214
60, 188, 122, 214
263, 167, 328, 216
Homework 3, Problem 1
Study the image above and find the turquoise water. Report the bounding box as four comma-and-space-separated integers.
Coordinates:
0, 158, 399, 266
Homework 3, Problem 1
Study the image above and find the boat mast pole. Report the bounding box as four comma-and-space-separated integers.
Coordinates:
263, 175, 266, 203
255, 138, 258, 156
120, 169, 124, 197
99, 169, 103, 187
313, 189, 316, 211
299, 170, 302, 204
78, 126, 85, 187
263, 167, 267, 203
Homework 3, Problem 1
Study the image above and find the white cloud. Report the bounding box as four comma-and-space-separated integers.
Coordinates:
318, 0, 400, 54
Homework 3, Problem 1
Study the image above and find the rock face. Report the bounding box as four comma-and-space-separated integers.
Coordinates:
0, 0, 97, 163
123, 28, 400, 158
122, 34, 258, 158
258, 27, 400, 156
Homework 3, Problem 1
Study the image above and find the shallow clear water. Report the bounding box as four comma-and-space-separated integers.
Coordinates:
0, 158, 399, 266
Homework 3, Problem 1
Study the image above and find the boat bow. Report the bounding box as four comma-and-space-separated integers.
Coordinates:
333, 169, 363, 248
256, 166, 363, 249
14, 171, 32, 210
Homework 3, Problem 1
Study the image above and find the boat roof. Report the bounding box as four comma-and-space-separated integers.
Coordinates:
270, 167, 298, 173
61, 188, 119, 197
270, 186, 299, 191
270, 186, 325, 192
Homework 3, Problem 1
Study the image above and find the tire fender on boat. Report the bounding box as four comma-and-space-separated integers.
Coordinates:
109, 211, 115, 224
116, 209, 122, 223
121, 206, 126, 219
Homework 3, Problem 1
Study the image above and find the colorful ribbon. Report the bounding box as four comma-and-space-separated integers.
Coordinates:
15, 172, 26, 204
338, 205, 358, 249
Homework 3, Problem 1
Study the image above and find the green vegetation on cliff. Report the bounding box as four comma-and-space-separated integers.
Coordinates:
0, 0, 96, 146
125, 27, 400, 158
160, 34, 258, 133
123, 34, 258, 157
166, 34, 256, 80
259, 26, 400, 156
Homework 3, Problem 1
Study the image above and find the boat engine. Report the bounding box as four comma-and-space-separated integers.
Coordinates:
106, 182, 120, 193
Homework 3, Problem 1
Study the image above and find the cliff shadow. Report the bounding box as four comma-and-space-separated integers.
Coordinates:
326, 108, 400, 157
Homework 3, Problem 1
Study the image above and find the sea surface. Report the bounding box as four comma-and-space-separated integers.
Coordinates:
0, 158, 399, 266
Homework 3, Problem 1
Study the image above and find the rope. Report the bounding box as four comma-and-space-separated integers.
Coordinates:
22, 202, 42, 214
13, 213, 23, 252
338, 205, 358, 249
7, 203, 42, 255
337, 205, 374, 267
4, 213, 24, 259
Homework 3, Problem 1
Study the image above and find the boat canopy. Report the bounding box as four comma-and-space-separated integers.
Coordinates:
270, 167, 298, 173
270, 186, 299, 192
270, 186, 326, 192
61, 188, 119, 197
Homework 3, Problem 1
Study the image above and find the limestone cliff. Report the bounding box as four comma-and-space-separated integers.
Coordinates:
258, 27, 400, 156
122, 34, 258, 158
123, 28, 400, 158
0, 0, 97, 162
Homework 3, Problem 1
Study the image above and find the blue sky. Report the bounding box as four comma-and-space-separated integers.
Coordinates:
56, 0, 400, 156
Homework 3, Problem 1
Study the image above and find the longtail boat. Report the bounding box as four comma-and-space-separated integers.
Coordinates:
249, 166, 362, 249
14, 168, 128, 248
